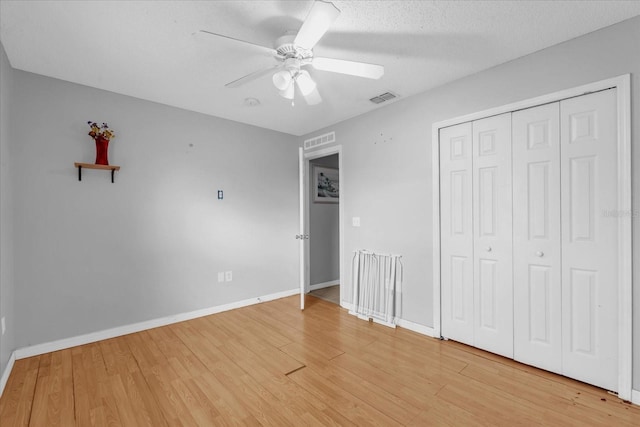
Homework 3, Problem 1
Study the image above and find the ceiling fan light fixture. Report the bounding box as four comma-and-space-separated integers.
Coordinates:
303, 87, 323, 106
272, 70, 293, 90
296, 70, 316, 96
279, 83, 295, 100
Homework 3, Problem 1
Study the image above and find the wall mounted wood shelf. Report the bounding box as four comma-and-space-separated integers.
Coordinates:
74, 162, 121, 183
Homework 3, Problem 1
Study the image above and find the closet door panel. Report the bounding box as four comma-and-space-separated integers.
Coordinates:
472, 113, 513, 358
512, 103, 562, 374
440, 122, 474, 345
561, 89, 618, 391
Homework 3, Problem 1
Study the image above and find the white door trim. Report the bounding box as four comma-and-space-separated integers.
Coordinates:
431, 74, 632, 400
303, 145, 344, 306
299, 147, 305, 309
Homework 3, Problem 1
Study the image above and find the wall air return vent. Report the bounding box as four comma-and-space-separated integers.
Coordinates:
304, 131, 336, 150
369, 91, 398, 104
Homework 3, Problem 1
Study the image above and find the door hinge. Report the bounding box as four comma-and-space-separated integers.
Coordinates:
295, 234, 310, 240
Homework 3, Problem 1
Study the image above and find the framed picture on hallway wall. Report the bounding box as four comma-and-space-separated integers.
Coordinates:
313, 165, 339, 203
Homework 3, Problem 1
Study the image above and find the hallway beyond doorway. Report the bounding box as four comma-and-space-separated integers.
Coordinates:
309, 285, 339, 305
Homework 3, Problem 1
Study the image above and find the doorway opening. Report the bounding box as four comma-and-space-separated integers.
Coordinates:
299, 145, 343, 310
308, 285, 340, 305
307, 153, 340, 305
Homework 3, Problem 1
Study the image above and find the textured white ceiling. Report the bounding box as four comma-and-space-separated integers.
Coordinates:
1, 1, 639, 136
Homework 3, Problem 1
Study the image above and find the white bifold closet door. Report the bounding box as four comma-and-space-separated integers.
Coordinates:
442, 89, 618, 391
472, 114, 513, 358
512, 89, 618, 390
560, 89, 618, 391
513, 102, 562, 374
440, 122, 474, 347
440, 114, 513, 358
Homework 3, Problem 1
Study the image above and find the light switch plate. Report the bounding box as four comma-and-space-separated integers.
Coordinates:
217, 272, 225, 283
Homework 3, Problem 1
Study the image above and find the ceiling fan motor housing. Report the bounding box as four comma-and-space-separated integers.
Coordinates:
275, 31, 313, 61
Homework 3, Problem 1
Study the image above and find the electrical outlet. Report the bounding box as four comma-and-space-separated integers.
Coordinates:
217, 272, 225, 283
352, 217, 361, 227
225, 271, 233, 282
1, 317, 5, 335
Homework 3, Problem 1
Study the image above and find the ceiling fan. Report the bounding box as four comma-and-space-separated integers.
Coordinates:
199, 0, 384, 105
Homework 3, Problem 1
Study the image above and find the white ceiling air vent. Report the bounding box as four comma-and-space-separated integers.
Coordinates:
304, 131, 336, 150
369, 91, 398, 104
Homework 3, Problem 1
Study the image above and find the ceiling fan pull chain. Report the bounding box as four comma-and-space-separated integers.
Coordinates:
292, 83, 296, 106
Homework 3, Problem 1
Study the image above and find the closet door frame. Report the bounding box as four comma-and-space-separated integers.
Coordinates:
431, 74, 631, 400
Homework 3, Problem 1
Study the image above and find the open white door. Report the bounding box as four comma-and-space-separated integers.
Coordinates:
299, 147, 306, 310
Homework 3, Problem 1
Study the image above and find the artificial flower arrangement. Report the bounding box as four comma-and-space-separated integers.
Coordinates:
87, 121, 115, 141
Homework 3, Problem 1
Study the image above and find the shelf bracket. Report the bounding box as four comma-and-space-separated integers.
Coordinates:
74, 162, 121, 183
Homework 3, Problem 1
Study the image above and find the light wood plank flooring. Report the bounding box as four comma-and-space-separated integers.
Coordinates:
1, 295, 639, 426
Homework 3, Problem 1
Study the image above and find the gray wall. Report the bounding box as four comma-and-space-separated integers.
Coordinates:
302, 16, 640, 387
9, 70, 299, 349
0, 42, 15, 378
309, 154, 339, 286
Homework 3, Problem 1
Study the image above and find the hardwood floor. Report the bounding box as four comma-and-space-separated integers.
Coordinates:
1, 295, 639, 426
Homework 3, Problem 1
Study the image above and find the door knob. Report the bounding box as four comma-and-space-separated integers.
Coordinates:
486, 247, 492, 252
536, 251, 544, 257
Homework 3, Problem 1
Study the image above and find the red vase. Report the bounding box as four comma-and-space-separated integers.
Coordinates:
95, 136, 110, 165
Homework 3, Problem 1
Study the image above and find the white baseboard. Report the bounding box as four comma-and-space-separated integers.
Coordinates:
632, 389, 640, 405
14, 288, 299, 360
309, 280, 339, 291
0, 351, 16, 398
396, 318, 437, 337
348, 310, 397, 329
341, 302, 436, 338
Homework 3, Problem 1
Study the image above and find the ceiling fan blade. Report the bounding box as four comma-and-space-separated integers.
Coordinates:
312, 57, 384, 79
295, 70, 316, 96
303, 87, 322, 106
294, 0, 340, 50
225, 65, 281, 88
198, 30, 277, 56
